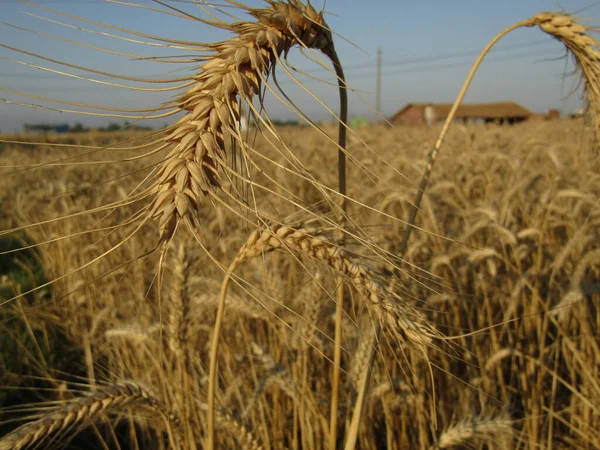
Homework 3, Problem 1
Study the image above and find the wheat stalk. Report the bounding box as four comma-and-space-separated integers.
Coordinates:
395, 11, 600, 274
412, 13, 600, 243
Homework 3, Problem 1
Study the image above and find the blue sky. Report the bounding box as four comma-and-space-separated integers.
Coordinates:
0, 0, 598, 132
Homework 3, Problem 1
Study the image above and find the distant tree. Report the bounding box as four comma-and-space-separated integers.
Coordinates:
71, 122, 87, 133
105, 122, 121, 132
99, 120, 152, 132
271, 119, 300, 127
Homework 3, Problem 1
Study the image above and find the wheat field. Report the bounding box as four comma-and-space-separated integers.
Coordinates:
0, 1, 599, 449
1, 119, 598, 449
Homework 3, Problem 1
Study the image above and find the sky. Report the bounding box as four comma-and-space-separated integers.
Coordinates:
0, 0, 598, 132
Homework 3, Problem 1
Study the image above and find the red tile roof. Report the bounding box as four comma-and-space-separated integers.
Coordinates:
391, 102, 533, 121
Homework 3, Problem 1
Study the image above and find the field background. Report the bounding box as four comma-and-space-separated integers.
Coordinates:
0, 119, 599, 449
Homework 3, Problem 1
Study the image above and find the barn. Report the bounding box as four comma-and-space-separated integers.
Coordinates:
390, 102, 532, 126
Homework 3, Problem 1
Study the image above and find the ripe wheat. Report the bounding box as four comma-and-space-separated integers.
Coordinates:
0, 382, 172, 450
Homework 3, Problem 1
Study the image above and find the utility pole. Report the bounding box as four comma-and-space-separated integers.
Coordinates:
376, 47, 382, 118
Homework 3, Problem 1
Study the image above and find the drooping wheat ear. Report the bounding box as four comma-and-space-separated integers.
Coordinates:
528, 13, 600, 143
0, 381, 175, 450
234, 224, 436, 348
430, 414, 513, 449
149, 1, 336, 243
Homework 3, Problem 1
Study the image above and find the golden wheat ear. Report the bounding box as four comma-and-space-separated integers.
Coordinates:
429, 413, 513, 450
0, 381, 179, 450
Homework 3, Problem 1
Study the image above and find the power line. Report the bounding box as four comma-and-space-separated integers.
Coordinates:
293, 39, 553, 75
348, 47, 565, 80
375, 47, 382, 115
0, 39, 559, 81
0, 45, 566, 93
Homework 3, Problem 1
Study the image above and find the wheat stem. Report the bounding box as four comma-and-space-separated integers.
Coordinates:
207, 257, 239, 450
344, 322, 380, 450
328, 46, 348, 450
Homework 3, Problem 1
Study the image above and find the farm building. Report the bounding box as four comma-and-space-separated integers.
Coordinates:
391, 102, 532, 126
529, 108, 561, 121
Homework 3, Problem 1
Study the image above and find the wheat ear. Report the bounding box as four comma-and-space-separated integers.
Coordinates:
0, 381, 175, 450
237, 225, 435, 346
344, 322, 380, 450
148, 0, 337, 245
528, 13, 600, 143
214, 411, 264, 450
194, 401, 263, 450
166, 244, 188, 356
431, 415, 513, 449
